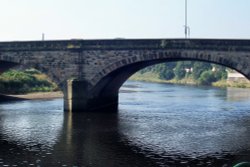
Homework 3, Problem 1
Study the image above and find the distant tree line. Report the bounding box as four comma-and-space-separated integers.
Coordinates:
139, 61, 227, 85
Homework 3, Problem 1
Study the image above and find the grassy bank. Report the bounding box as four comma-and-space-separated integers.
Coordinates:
130, 71, 250, 88
0, 69, 58, 94
212, 80, 250, 88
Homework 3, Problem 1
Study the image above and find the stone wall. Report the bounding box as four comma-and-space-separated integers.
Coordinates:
228, 71, 250, 83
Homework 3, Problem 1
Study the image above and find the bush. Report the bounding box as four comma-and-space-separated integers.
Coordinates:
198, 71, 216, 85
159, 68, 175, 80
192, 62, 212, 80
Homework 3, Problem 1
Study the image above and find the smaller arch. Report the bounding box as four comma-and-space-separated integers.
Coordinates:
0, 54, 67, 104
0, 65, 61, 95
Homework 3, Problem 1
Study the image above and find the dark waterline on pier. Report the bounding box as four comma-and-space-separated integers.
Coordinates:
0, 81, 250, 166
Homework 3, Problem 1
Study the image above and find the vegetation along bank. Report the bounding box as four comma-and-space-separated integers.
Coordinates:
129, 61, 250, 89
0, 69, 58, 94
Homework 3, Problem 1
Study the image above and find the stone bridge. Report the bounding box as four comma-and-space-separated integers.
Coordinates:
0, 39, 250, 112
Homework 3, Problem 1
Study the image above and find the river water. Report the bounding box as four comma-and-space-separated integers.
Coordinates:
0, 81, 250, 167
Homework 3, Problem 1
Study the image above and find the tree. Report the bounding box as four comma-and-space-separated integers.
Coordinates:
198, 71, 216, 85
159, 68, 175, 80
158, 62, 176, 80
192, 62, 212, 79
174, 62, 186, 80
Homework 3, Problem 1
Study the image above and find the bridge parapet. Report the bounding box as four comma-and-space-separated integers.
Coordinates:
1, 39, 250, 52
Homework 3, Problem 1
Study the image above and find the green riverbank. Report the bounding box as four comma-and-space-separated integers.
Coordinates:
130, 71, 250, 89
0, 69, 58, 94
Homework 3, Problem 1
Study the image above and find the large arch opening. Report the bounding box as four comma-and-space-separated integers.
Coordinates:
91, 57, 250, 102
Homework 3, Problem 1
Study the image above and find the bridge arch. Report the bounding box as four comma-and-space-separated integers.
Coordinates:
90, 50, 250, 99
0, 59, 63, 96
0, 54, 65, 90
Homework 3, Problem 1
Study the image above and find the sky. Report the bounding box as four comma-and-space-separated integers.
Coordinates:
1, 0, 250, 41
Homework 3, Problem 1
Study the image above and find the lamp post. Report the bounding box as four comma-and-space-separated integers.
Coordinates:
184, 0, 190, 38
42, 33, 45, 41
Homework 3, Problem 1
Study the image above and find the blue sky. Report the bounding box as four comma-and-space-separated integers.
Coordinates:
1, 0, 250, 41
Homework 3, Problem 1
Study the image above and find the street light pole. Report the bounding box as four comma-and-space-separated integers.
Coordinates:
184, 0, 190, 38
42, 33, 45, 41
185, 0, 187, 38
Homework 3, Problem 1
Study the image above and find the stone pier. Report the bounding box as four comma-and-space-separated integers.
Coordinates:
64, 79, 118, 112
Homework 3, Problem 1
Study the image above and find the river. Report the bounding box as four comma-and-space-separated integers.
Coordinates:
0, 81, 250, 167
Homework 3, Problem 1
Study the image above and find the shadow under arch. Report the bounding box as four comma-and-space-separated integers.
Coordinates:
0, 61, 18, 74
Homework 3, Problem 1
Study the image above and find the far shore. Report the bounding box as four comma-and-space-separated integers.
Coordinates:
129, 72, 250, 89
